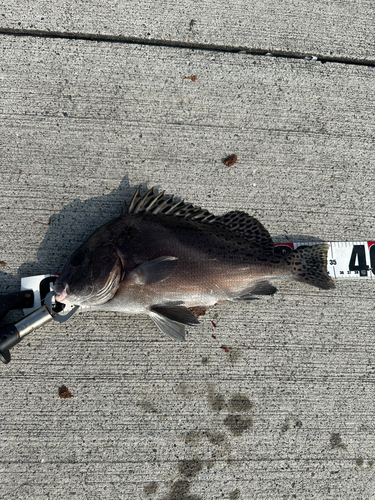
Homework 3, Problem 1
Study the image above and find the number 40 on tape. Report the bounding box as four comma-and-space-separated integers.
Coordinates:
274, 242, 375, 280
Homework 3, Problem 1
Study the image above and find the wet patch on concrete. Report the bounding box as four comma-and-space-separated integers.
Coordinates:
144, 482, 158, 495
178, 458, 204, 478
207, 390, 226, 411
179, 386, 255, 456
281, 416, 303, 433
161, 457, 208, 500
224, 393, 254, 436
227, 348, 243, 364
184, 431, 203, 446
227, 393, 254, 412
330, 432, 347, 450
184, 430, 226, 446
161, 479, 201, 500
137, 400, 158, 414
223, 414, 253, 436
206, 430, 226, 445
178, 382, 194, 398
281, 419, 290, 433
229, 489, 241, 499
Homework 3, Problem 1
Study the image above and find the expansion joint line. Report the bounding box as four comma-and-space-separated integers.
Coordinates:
0, 27, 374, 67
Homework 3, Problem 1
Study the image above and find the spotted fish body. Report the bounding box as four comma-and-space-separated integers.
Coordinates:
54, 187, 334, 341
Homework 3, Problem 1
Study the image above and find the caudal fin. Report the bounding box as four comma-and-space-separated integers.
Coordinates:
286, 244, 335, 290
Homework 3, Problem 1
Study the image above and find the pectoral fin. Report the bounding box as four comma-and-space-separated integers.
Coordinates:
148, 305, 200, 342
127, 256, 178, 285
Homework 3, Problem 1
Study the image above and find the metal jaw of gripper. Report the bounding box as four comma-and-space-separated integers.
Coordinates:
0, 275, 79, 364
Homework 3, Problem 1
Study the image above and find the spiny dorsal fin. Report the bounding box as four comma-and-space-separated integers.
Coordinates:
124, 186, 214, 221
128, 186, 143, 213
123, 187, 274, 251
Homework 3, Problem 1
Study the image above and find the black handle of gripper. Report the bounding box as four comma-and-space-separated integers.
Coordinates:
0, 324, 21, 364
0, 290, 34, 321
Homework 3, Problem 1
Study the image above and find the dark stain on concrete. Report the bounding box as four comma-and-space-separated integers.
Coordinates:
137, 400, 158, 414
161, 458, 206, 500
223, 414, 253, 436
201, 357, 209, 365
368, 460, 374, 467
282, 417, 302, 433
184, 431, 202, 446
178, 382, 193, 398
229, 489, 241, 499
184, 430, 226, 446
161, 480, 201, 500
144, 482, 158, 495
178, 458, 203, 478
330, 433, 347, 450
228, 348, 243, 364
355, 458, 364, 467
206, 430, 226, 445
207, 391, 225, 411
227, 393, 253, 412
281, 419, 290, 433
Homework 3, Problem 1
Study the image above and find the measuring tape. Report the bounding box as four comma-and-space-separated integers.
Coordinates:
275, 242, 375, 280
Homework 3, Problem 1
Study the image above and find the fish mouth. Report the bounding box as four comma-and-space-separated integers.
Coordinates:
54, 282, 70, 303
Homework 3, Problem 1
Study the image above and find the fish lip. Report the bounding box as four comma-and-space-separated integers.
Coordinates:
54, 282, 70, 303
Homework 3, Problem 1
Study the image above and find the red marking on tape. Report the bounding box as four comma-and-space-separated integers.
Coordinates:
368, 241, 375, 248
274, 242, 294, 251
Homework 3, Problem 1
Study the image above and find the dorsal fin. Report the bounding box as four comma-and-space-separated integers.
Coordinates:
123, 187, 274, 251
213, 211, 274, 253
123, 186, 215, 221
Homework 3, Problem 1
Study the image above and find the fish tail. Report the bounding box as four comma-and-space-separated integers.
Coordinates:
286, 244, 335, 290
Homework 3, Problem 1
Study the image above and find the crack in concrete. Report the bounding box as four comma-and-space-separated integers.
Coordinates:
0, 27, 374, 67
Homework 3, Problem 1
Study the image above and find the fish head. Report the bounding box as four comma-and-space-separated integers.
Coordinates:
54, 241, 123, 307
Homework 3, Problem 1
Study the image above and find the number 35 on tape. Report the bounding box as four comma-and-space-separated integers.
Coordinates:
274, 242, 375, 280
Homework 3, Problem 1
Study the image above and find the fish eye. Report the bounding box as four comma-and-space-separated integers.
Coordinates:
71, 251, 86, 266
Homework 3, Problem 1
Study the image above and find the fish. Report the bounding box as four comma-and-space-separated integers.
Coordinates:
54, 187, 335, 341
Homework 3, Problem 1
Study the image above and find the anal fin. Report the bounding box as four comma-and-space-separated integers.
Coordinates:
231, 281, 277, 301
149, 312, 186, 341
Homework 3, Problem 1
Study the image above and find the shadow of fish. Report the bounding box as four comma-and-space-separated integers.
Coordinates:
54, 187, 334, 341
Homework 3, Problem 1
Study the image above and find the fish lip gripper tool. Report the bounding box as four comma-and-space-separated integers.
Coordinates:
0, 275, 78, 364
